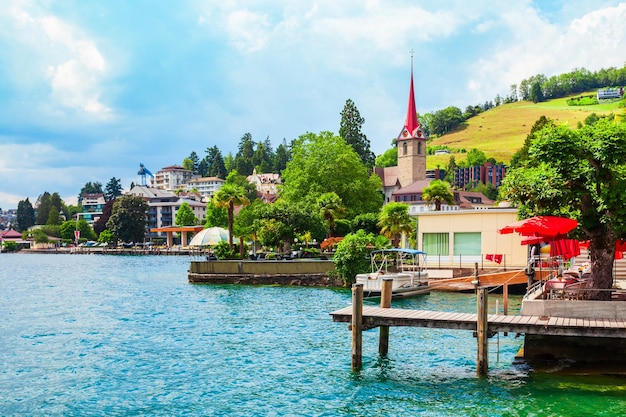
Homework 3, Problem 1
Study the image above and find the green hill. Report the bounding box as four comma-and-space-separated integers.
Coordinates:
426, 93, 626, 169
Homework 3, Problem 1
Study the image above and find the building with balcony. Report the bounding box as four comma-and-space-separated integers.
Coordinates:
154, 165, 198, 192
128, 186, 206, 242
79, 193, 106, 224
185, 176, 225, 201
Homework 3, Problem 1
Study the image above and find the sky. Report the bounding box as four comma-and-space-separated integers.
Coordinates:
1, 0, 626, 210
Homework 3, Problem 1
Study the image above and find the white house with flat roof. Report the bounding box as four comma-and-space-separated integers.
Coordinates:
185, 176, 225, 201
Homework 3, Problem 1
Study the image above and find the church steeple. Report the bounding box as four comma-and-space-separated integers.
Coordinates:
397, 50, 427, 188
398, 50, 423, 141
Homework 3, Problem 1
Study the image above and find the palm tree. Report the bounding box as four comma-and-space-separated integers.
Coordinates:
214, 184, 250, 249
378, 202, 414, 247
422, 180, 455, 211
316, 192, 345, 238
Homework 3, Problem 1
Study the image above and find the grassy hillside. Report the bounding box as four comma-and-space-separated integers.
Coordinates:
426, 93, 625, 169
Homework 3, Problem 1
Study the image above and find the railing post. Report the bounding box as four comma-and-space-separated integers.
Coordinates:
379, 278, 393, 356
352, 283, 364, 371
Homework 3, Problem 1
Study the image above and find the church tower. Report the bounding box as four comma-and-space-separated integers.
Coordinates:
397, 52, 427, 188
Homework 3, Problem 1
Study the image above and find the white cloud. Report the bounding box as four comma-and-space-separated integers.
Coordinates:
226, 9, 272, 52
465, 2, 626, 103
1, 3, 112, 118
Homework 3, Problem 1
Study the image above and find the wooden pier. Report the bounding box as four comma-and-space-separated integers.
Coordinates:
331, 282, 626, 375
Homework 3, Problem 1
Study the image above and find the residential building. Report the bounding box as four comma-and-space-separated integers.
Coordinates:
392, 180, 495, 214
416, 207, 527, 269
128, 186, 206, 241
154, 165, 197, 191
185, 176, 225, 201
79, 193, 106, 224
247, 170, 281, 200
454, 162, 507, 189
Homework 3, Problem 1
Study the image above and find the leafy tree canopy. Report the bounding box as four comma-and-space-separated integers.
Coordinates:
16, 198, 35, 232
422, 180, 455, 211
378, 202, 414, 245
175, 201, 197, 226
375, 144, 397, 168
280, 131, 383, 218
205, 196, 228, 228
500, 118, 626, 298
104, 177, 123, 201
106, 195, 149, 243
79, 182, 103, 204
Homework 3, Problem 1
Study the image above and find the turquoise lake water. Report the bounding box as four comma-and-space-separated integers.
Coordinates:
1, 253, 626, 416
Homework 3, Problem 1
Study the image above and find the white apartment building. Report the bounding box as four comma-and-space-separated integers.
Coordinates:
154, 165, 197, 191
185, 176, 225, 201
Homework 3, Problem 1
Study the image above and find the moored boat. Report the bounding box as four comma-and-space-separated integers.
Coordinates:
355, 248, 429, 298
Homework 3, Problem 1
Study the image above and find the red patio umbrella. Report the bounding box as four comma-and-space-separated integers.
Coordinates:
498, 216, 578, 238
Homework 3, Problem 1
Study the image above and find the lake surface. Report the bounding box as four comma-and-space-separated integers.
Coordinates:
1, 253, 626, 416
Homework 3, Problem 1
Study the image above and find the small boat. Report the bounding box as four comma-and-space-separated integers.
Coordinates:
355, 248, 429, 298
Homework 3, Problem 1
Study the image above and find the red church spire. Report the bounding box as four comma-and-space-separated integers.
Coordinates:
398, 50, 423, 140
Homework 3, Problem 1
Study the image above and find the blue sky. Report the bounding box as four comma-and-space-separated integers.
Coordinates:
1, 0, 626, 210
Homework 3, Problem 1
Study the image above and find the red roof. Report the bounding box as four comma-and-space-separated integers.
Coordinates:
1, 229, 22, 238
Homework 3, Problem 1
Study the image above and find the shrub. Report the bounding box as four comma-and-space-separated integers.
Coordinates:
2, 241, 18, 252
333, 230, 376, 286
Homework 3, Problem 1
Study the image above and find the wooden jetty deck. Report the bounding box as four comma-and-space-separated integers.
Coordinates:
332, 280, 626, 375
330, 306, 626, 338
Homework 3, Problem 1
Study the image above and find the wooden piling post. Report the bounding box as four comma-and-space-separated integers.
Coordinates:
502, 283, 509, 336
476, 286, 489, 376
379, 278, 393, 356
352, 283, 364, 371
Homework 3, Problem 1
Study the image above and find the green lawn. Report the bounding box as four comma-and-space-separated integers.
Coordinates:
426, 93, 625, 168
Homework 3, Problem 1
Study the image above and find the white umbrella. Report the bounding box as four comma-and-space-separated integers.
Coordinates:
188, 227, 239, 247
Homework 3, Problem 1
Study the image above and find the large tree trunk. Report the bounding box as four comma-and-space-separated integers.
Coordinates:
588, 231, 616, 301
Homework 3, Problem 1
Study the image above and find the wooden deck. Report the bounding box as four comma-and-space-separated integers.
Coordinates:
330, 306, 626, 338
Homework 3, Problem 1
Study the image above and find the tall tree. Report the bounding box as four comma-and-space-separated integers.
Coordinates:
209, 148, 227, 179
280, 131, 383, 218
378, 202, 414, 246
422, 180, 455, 211
501, 118, 626, 299
106, 195, 149, 243
46, 206, 62, 226
529, 81, 544, 103
339, 99, 375, 168
16, 198, 35, 232
35, 192, 52, 225
204, 196, 228, 228
213, 184, 250, 249
235, 133, 255, 176
104, 177, 123, 201
273, 139, 291, 173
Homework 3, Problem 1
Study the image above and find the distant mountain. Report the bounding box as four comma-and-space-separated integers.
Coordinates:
426, 93, 625, 169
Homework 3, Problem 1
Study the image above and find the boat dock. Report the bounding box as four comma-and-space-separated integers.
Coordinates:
331, 281, 626, 375
330, 305, 626, 338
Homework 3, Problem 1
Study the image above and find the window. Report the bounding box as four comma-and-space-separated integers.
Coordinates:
453, 232, 481, 256
403, 142, 408, 155
417, 142, 422, 154
423, 233, 449, 255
